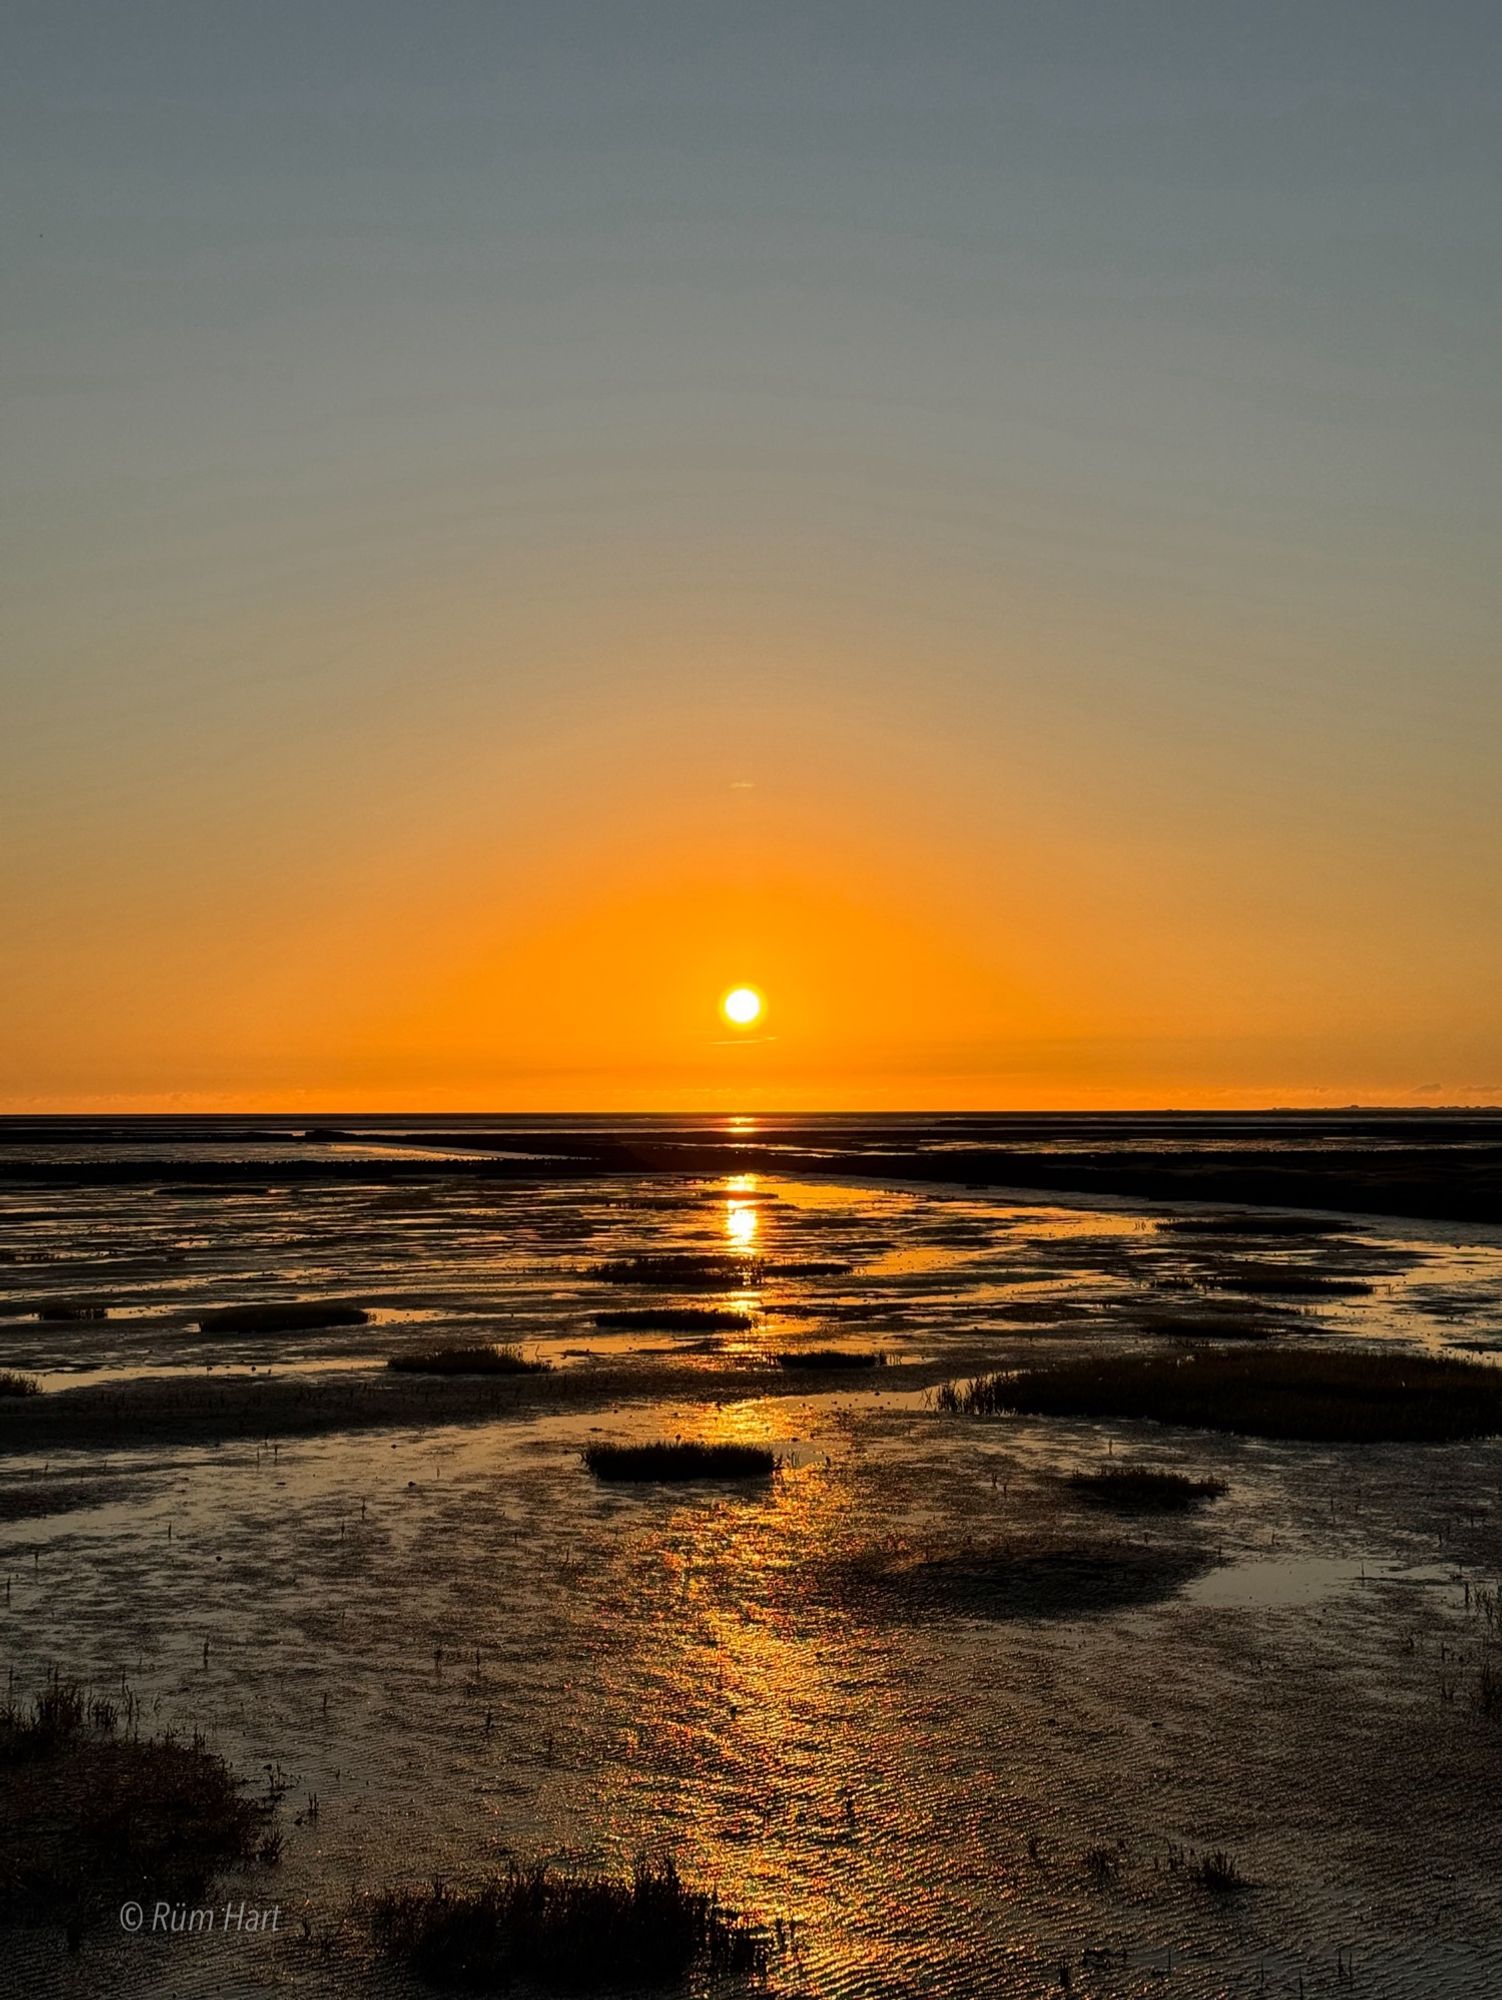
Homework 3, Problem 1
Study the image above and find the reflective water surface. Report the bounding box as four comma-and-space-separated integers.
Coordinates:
2, 1165, 1501, 1998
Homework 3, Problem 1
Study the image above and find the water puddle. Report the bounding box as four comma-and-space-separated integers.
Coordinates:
1189, 1554, 1459, 1609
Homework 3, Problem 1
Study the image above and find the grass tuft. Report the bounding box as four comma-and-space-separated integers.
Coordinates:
1195, 1848, 1247, 1893
369, 1855, 767, 1991
937, 1347, 1502, 1442
583, 1441, 776, 1482
388, 1343, 550, 1376
0, 1371, 40, 1398
1082, 1843, 1123, 1888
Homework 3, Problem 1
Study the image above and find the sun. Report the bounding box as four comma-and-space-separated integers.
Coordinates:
721, 985, 764, 1028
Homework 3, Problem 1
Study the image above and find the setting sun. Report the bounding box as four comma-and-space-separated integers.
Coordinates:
722, 986, 764, 1029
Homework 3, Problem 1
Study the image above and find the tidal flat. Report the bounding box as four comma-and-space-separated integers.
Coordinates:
1, 1122, 1501, 1998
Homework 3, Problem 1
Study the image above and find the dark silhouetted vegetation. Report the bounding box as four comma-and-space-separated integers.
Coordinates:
1208, 1262, 1372, 1298
34, 1301, 108, 1322
594, 1254, 853, 1288
594, 1255, 754, 1288
368, 1855, 767, 1991
1134, 1308, 1284, 1342
938, 1347, 1502, 1441
593, 1307, 752, 1332
1082, 1843, 1124, 1888
196, 1302, 370, 1334
1195, 1849, 1247, 1894
388, 1343, 550, 1376
583, 1441, 776, 1482
1157, 1213, 1355, 1237
0, 1679, 276, 1936
0, 1371, 39, 1398
777, 1348, 884, 1371
1067, 1466, 1226, 1510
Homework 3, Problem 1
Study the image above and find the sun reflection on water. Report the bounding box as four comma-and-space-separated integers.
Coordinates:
726, 1202, 758, 1248
724, 1173, 761, 1248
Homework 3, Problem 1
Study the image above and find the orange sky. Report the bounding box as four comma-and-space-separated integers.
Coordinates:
4, 9, 1498, 1112
5, 589, 1498, 1112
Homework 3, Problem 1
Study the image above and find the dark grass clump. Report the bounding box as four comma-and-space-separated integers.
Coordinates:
777, 1348, 884, 1371
583, 1441, 776, 1482
1082, 1843, 1124, 1889
1194, 1848, 1247, 1894
1158, 1213, 1355, 1238
1067, 1466, 1227, 1511
369, 1855, 766, 1992
593, 1307, 753, 1332
196, 1301, 370, 1334
594, 1255, 754, 1288
0, 1371, 39, 1398
388, 1343, 549, 1376
594, 1254, 853, 1287
1207, 1262, 1372, 1298
1132, 1307, 1285, 1343
0, 1681, 275, 1936
34, 1301, 109, 1322
938, 1347, 1502, 1442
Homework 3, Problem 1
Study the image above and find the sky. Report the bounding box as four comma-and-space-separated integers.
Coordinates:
3, 2, 1499, 1111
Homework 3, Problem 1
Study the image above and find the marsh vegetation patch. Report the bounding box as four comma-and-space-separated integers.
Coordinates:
0, 1683, 276, 1938
1204, 1262, 1373, 1298
1066, 1466, 1227, 1511
368, 1855, 767, 1992
593, 1254, 853, 1287
388, 1342, 551, 1376
940, 1347, 1502, 1441
593, 1306, 753, 1332
583, 1441, 777, 1482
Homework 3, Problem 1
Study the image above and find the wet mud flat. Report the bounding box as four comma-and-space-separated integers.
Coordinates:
1, 1164, 1501, 1997
6, 1109, 1502, 1227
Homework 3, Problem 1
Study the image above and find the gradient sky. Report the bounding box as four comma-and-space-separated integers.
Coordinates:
4, 2, 1499, 1110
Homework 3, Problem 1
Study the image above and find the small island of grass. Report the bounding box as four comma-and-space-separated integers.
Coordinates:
593, 1307, 753, 1331
1067, 1466, 1227, 1510
368, 1855, 766, 1992
388, 1343, 550, 1376
0, 1681, 277, 1938
583, 1441, 776, 1482
938, 1347, 1502, 1442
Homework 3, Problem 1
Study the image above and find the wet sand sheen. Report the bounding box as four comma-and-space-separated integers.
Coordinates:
1, 1165, 1500, 1996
